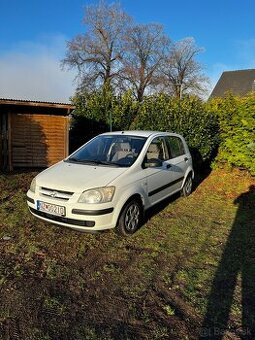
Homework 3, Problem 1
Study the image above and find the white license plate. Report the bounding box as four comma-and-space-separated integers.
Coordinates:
37, 201, 66, 216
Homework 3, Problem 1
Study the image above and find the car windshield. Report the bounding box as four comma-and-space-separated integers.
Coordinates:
67, 135, 147, 167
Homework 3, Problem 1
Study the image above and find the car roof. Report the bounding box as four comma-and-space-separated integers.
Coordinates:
100, 130, 179, 138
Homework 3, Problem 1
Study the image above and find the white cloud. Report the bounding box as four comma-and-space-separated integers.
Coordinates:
0, 34, 76, 103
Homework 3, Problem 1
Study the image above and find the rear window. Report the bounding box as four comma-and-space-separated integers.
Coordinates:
165, 136, 185, 158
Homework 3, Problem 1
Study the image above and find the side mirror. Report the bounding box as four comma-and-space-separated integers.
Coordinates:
143, 158, 163, 168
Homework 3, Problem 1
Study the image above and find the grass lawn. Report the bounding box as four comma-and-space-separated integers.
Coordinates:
0, 168, 255, 339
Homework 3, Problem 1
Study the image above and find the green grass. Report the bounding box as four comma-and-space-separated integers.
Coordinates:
0, 168, 255, 339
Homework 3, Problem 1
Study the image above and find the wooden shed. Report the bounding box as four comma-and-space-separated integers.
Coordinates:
0, 99, 75, 171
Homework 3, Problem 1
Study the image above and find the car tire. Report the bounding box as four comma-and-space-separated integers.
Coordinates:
116, 199, 142, 236
181, 174, 193, 197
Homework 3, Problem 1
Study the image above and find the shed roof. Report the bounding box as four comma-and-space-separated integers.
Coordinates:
0, 98, 75, 116
210, 69, 255, 98
0, 98, 75, 110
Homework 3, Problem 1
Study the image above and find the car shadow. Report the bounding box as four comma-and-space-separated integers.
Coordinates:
200, 185, 255, 339
143, 164, 211, 226
144, 191, 180, 224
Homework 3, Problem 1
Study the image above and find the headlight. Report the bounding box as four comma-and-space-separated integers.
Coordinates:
30, 178, 36, 193
78, 186, 115, 204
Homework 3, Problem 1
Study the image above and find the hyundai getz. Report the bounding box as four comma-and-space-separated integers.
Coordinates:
27, 131, 194, 236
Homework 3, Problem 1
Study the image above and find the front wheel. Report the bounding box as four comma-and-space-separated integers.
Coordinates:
116, 199, 142, 236
181, 174, 193, 197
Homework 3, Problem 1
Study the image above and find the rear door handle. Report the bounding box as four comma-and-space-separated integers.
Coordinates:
184, 157, 188, 162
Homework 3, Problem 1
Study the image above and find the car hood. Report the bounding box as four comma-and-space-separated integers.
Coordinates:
36, 161, 128, 192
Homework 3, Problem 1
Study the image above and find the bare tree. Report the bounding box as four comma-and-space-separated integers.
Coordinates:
120, 23, 170, 102
62, 1, 132, 92
161, 38, 209, 98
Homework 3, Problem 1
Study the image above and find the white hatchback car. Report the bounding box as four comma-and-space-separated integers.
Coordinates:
27, 131, 194, 236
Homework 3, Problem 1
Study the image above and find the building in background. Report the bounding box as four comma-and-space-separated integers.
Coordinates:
210, 69, 255, 98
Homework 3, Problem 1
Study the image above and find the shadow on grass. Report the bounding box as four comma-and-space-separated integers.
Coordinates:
200, 185, 255, 339
144, 165, 211, 225
144, 192, 180, 224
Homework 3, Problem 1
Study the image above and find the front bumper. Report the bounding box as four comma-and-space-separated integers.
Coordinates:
26, 192, 116, 232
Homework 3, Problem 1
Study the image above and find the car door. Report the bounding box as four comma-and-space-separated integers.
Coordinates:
164, 135, 189, 191
144, 135, 189, 206
143, 137, 176, 206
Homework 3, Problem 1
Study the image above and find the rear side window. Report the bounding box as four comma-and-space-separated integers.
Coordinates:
146, 137, 169, 161
165, 136, 185, 158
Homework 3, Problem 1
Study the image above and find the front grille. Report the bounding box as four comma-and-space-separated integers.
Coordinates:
39, 187, 74, 201
30, 208, 95, 227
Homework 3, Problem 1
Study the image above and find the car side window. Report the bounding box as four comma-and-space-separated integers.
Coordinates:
165, 136, 185, 158
146, 137, 169, 161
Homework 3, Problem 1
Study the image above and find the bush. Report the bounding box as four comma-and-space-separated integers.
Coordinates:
70, 92, 110, 152
70, 90, 139, 142
131, 94, 219, 167
208, 93, 255, 175
71, 91, 220, 170
111, 91, 139, 130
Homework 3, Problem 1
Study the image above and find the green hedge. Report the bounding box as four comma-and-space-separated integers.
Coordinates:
71, 92, 219, 169
207, 93, 255, 175
71, 91, 255, 175
131, 94, 219, 166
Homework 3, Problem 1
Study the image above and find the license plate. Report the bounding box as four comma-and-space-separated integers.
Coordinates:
37, 201, 66, 216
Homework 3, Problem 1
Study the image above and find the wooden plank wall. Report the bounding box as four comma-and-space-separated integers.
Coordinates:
0, 112, 9, 170
0, 114, 2, 169
11, 113, 68, 168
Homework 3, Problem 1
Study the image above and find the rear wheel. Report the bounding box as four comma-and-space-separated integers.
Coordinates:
116, 199, 142, 236
181, 174, 193, 197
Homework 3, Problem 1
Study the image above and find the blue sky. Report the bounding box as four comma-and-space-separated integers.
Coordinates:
0, 0, 255, 102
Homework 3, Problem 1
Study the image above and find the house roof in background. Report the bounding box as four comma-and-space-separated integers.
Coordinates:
210, 69, 255, 98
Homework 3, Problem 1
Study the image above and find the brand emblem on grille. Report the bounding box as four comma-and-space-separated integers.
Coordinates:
50, 191, 58, 198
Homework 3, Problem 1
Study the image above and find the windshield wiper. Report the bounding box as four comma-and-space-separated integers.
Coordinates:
67, 158, 95, 164
66, 158, 123, 167
66, 157, 79, 162
92, 160, 121, 167
66, 158, 119, 166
